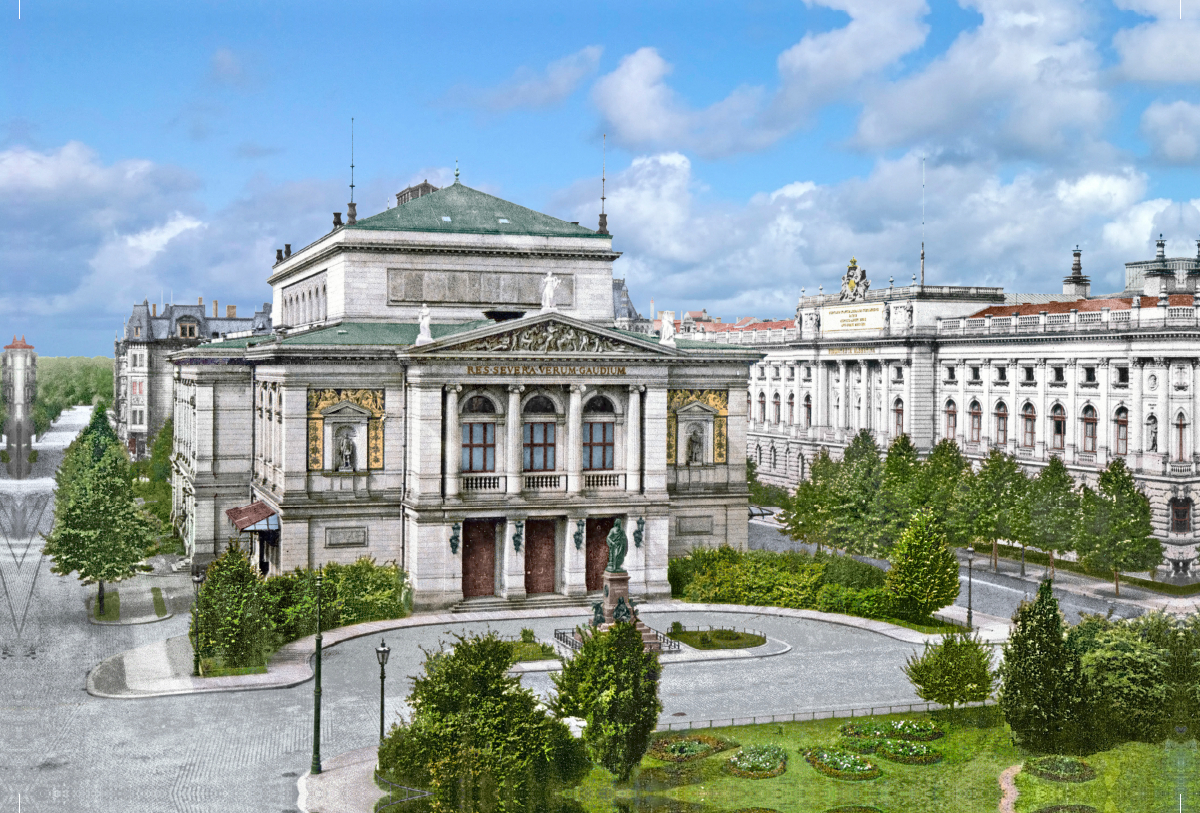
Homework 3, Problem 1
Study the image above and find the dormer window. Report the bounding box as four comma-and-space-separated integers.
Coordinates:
134, 327, 141, 338
178, 321, 198, 338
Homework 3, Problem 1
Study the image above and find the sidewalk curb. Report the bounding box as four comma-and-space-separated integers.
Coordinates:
87, 612, 174, 626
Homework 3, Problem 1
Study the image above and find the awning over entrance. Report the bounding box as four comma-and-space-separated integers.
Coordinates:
225, 501, 279, 532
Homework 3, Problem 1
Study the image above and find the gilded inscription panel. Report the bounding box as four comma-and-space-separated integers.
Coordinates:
306, 388, 385, 471
667, 389, 729, 464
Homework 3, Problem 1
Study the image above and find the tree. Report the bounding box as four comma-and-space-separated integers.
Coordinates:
998, 580, 1090, 753
194, 540, 272, 667
1075, 459, 1161, 597
781, 448, 838, 552
1026, 456, 1078, 578
956, 449, 1028, 571
870, 434, 920, 550
884, 508, 960, 620
551, 622, 662, 783
909, 439, 969, 546
904, 632, 996, 712
1080, 626, 1169, 744
43, 442, 154, 615
829, 430, 884, 554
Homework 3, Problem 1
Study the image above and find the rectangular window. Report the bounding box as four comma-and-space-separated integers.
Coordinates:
970, 366, 980, 381
1053, 416, 1065, 450
1084, 420, 1097, 452
1116, 420, 1128, 455
1054, 366, 1064, 382
582, 422, 615, 470
997, 367, 1007, 381
1173, 502, 1191, 533
1117, 367, 1130, 384
1024, 366, 1034, 382
461, 423, 496, 472
996, 414, 1008, 445
522, 422, 556, 471
1084, 366, 1096, 382
946, 366, 956, 380
970, 411, 981, 443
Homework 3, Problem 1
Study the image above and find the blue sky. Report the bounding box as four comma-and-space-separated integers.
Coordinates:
5, 0, 1200, 355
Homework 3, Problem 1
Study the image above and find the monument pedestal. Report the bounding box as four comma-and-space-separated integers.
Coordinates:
581, 569, 664, 652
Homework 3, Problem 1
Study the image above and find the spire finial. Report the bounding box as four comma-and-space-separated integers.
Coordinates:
597, 135, 610, 235
349, 117, 355, 204
454, 159, 460, 184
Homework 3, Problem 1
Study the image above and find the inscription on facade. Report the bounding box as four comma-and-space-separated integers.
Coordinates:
821, 302, 885, 332
677, 515, 714, 535
326, 527, 368, 547
827, 347, 877, 355
466, 364, 628, 376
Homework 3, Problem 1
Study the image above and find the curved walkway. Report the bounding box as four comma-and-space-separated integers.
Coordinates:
89, 600, 1013, 699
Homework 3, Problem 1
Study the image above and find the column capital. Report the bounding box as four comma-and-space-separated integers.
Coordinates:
627, 384, 646, 393
507, 384, 525, 394
1036, 359, 1047, 368
445, 384, 462, 394
1153, 356, 1166, 367
1098, 358, 1110, 368
570, 384, 587, 394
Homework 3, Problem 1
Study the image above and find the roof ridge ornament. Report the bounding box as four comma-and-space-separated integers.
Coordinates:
454, 159, 460, 185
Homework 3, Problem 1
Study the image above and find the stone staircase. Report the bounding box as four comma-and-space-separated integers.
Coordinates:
449, 593, 596, 614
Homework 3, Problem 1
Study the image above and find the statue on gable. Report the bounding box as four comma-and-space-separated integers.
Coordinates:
659, 314, 676, 346
416, 302, 433, 346
838, 258, 870, 302
540, 270, 560, 312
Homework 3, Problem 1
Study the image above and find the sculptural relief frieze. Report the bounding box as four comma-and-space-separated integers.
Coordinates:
666, 389, 728, 464
456, 321, 636, 354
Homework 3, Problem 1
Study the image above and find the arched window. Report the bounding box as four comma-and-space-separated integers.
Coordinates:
994, 402, 1008, 446
1081, 406, 1097, 453
772, 393, 781, 424
969, 401, 982, 443
1114, 407, 1128, 456
893, 398, 904, 437
1171, 498, 1193, 533
583, 395, 615, 470
1051, 405, 1066, 450
788, 393, 795, 425
1177, 412, 1188, 462
758, 392, 767, 423
945, 399, 957, 439
771, 447, 777, 469
1022, 404, 1036, 448
756, 445, 762, 466
463, 395, 496, 414
523, 395, 557, 472
804, 395, 812, 428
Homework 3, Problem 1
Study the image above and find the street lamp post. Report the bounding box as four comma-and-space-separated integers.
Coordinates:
311, 571, 323, 775
191, 568, 206, 677
966, 546, 975, 631
376, 639, 391, 741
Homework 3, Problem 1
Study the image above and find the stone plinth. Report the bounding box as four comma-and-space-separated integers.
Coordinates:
582, 569, 665, 652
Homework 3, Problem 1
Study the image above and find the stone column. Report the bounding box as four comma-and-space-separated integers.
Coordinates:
506, 385, 523, 494
1098, 359, 1110, 467
957, 360, 967, 446
1131, 359, 1144, 466
567, 385, 584, 494
626, 385, 643, 492
643, 386, 669, 495
444, 384, 461, 498
1066, 360, 1078, 461
1156, 357, 1169, 465
1037, 358, 1048, 459
817, 361, 831, 431
903, 359, 913, 436
1192, 360, 1200, 467
859, 361, 869, 432
563, 518, 587, 597
836, 360, 847, 440
500, 517, 526, 600
982, 360, 992, 448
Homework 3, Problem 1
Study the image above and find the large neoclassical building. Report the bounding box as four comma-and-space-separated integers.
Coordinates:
701, 240, 1200, 554
170, 178, 758, 610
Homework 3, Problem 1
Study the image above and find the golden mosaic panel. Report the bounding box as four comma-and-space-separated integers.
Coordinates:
667, 389, 729, 464
306, 388, 385, 471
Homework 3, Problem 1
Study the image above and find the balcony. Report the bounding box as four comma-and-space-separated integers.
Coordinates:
462, 475, 503, 493
1170, 462, 1195, 477
524, 474, 564, 491
584, 472, 624, 489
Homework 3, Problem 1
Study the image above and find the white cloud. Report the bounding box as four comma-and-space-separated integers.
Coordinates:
592, 0, 929, 157
1113, 1, 1200, 82
446, 46, 603, 112
210, 48, 249, 87
557, 151, 1179, 319
1140, 101, 1200, 163
854, 0, 1108, 160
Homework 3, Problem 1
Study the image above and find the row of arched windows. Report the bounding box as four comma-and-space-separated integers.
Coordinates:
943, 399, 1186, 459
754, 391, 815, 427
285, 284, 327, 326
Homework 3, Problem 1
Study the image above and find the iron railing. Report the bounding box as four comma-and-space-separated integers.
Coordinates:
656, 698, 995, 732
373, 770, 432, 809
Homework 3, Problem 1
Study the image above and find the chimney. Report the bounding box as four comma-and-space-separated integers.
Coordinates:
152, 303, 157, 317
285, 244, 292, 258
227, 305, 236, 318
1062, 246, 1091, 298
1157, 233, 1167, 260
333, 212, 343, 228
276, 248, 284, 263
198, 297, 203, 308
347, 203, 357, 224
1072, 247, 1082, 276
213, 300, 218, 318
598, 213, 609, 235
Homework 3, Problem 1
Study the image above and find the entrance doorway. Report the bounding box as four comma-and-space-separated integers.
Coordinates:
462, 519, 499, 598
585, 517, 616, 591
524, 518, 557, 594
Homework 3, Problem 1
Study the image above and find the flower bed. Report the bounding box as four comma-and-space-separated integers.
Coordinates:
839, 718, 944, 742
876, 739, 943, 765
723, 744, 788, 779
647, 732, 737, 762
803, 747, 881, 781
1025, 755, 1097, 783
836, 736, 889, 755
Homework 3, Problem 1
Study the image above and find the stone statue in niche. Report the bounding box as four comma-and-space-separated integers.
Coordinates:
605, 518, 628, 573
686, 426, 705, 465
1148, 415, 1158, 452
540, 270, 560, 312
335, 428, 357, 472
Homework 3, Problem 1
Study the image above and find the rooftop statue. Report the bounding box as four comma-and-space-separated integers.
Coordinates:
540, 270, 560, 312
839, 258, 871, 302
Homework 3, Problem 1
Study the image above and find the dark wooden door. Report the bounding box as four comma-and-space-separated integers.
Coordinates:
462, 519, 497, 598
585, 517, 615, 592
524, 519, 556, 595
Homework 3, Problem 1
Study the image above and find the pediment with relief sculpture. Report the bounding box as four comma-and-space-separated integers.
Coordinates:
412, 315, 671, 356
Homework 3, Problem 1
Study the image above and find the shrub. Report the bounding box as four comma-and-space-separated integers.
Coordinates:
875, 739, 942, 765
520, 627, 537, 644
836, 736, 887, 755
849, 587, 895, 620
581, 622, 663, 782
1025, 755, 1096, 783
194, 540, 272, 668
816, 552, 886, 590
884, 508, 959, 620
816, 583, 856, 614
904, 632, 996, 712
699, 632, 712, 645
803, 747, 880, 781
647, 733, 736, 762
714, 628, 739, 641
669, 620, 684, 635
725, 743, 787, 778
1081, 626, 1169, 744
324, 557, 411, 626
683, 555, 823, 609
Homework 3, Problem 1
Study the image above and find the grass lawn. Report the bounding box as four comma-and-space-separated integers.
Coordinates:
667, 628, 767, 649
990, 543, 1200, 597
151, 587, 167, 617
94, 590, 120, 621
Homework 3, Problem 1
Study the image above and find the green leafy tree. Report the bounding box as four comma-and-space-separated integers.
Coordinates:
956, 449, 1028, 571
998, 580, 1090, 753
909, 439, 970, 546
1080, 626, 1169, 744
1026, 456, 1078, 578
781, 448, 838, 551
870, 434, 920, 549
194, 540, 272, 667
1075, 459, 1161, 597
904, 632, 996, 712
884, 507, 960, 620
378, 630, 588, 811
43, 442, 154, 615
829, 430, 883, 554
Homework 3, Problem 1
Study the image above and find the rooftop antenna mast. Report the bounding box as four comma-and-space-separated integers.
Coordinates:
350, 117, 355, 204
598, 134, 610, 235
920, 156, 926, 288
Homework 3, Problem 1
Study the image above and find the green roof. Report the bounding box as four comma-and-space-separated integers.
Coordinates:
349, 182, 608, 239
245, 321, 493, 348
